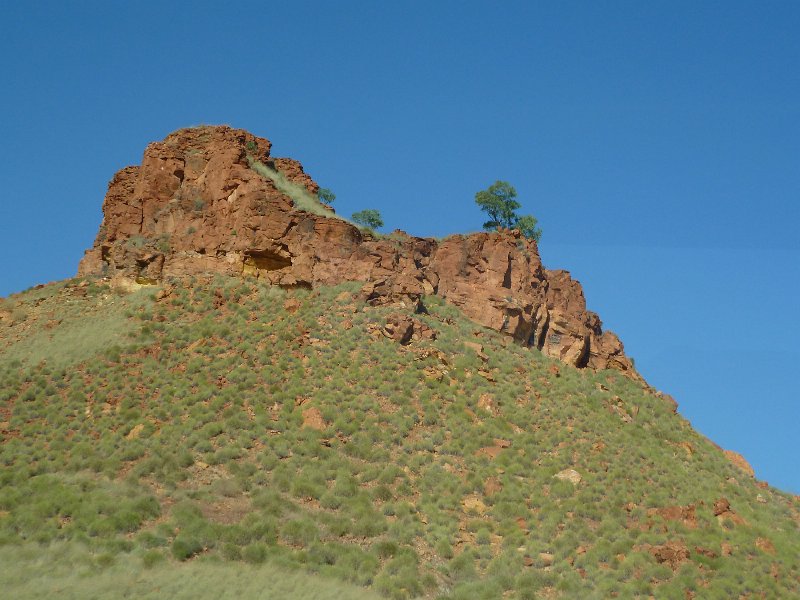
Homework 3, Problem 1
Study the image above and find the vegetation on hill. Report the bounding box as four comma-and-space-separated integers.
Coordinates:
247, 159, 344, 222
352, 209, 385, 232
475, 181, 542, 242
318, 187, 336, 205
0, 277, 797, 599
247, 157, 382, 235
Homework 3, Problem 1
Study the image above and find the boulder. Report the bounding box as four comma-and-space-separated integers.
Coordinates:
462, 495, 487, 514
382, 315, 415, 345
713, 497, 731, 516
553, 469, 582, 485
713, 497, 746, 526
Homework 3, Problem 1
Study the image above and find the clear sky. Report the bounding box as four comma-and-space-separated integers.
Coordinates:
1, 1, 798, 493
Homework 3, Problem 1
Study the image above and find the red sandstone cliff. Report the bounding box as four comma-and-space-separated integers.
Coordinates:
78, 126, 639, 379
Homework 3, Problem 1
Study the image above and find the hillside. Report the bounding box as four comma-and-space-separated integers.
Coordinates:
0, 127, 798, 599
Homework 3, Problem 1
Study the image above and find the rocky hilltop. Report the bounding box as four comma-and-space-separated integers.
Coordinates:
79, 126, 638, 378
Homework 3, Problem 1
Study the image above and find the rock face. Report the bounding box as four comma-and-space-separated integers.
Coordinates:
78, 125, 640, 379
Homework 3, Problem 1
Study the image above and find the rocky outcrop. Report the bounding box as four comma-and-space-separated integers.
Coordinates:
723, 449, 756, 477
713, 497, 746, 526
649, 541, 690, 570
647, 504, 697, 529
78, 125, 640, 379
382, 315, 436, 345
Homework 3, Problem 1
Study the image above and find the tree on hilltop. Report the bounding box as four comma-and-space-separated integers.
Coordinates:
318, 187, 336, 204
352, 209, 383, 231
475, 180, 542, 242
514, 214, 542, 243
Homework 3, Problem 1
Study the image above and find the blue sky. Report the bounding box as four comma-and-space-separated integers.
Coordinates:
1, 1, 798, 492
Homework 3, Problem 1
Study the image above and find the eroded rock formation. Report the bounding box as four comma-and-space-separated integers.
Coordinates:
78, 125, 640, 379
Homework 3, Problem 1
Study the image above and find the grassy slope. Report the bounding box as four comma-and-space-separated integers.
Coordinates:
0, 280, 149, 367
0, 276, 798, 599
0, 544, 380, 600
248, 159, 350, 222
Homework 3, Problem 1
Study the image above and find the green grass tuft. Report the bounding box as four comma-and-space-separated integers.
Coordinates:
248, 159, 353, 223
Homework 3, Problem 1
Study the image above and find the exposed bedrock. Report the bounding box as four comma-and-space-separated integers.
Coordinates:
78, 125, 640, 380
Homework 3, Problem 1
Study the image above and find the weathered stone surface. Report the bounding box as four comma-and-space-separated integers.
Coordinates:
463, 341, 489, 362
714, 498, 731, 517
649, 541, 690, 570
125, 423, 145, 440
79, 125, 640, 378
721, 542, 733, 556
694, 546, 718, 559
383, 314, 415, 345
553, 469, 582, 485
648, 504, 698, 529
756, 537, 776, 554
462, 495, 487, 514
484, 476, 503, 496
538, 552, 555, 566
475, 438, 511, 459
713, 497, 731, 516
477, 393, 498, 415
301, 407, 327, 431
380, 315, 436, 345
713, 497, 746, 525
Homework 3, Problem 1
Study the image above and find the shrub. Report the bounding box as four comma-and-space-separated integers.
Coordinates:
435, 538, 454, 559
374, 551, 424, 600
334, 545, 380, 586
172, 535, 204, 560
350, 508, 387, 537
242, 542, 269, 564
281, 519, 319, 546
373, 540, 399, 559
449, 580, 504, 600
448, 551, 477, 582
138, 531, 168, 548
220, 542, 242, 561
352, 209, 384, 231
318, 188, 336, 204
141, 549, 165, 568
291, 477, 325, 500
551, 479, 576, 499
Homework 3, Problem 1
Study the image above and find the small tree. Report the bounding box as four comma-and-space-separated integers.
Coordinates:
318, 187, 335, 204
514, 214, 542, 243
352, 209, 384, 231
475, 180, 520, 230
475, 180, 541, 242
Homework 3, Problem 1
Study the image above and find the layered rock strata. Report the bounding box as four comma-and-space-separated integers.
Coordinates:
79, 126, 639, 379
